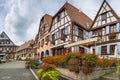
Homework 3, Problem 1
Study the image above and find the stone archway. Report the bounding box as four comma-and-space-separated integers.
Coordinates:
45, 50, 49, 57
41, 51, 44, 60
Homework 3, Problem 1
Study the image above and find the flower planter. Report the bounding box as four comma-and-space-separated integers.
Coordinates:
25, 61, 31, 69
68, 57, 79, 72
60, 35, 66, 41
82, 64, 93, 75
51, 40, 55, 45
108, 33, 116, 39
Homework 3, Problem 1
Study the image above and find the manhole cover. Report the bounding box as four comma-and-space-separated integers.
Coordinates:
1, 76, 11, 79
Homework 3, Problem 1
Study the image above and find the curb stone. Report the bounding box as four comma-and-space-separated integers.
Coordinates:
29, 68, 38, 80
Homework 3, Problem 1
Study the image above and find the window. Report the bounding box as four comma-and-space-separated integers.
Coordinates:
110, 26, 114, 33
101, 13, 107, 21
79, 29, 83, 38
101, 46, 107, 55
102, 28, 105, 35
52, 34, 55, 40
57, 14, 61, 22
1, 35, 4, 38
74, 26, 79, 36
110, 45, 115, 55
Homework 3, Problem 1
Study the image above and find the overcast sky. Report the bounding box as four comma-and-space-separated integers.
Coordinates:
0, 0, 120, 45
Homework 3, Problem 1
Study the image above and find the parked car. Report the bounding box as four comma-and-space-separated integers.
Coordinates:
1, 58, 6, 63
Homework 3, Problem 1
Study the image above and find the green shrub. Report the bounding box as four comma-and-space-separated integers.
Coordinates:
83, 54, 97, 67
38, 69, 60, 80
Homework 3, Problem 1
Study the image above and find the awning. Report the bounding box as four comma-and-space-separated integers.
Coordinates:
50, 42, 69, 49
64, 38, 99, 48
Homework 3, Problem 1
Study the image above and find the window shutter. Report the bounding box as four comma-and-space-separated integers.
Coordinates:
83, 30, 86, 39
75, 26, 79, 35
116, 23, 120, 32
117, 44, 120, 54
89, 31, 92, 38
84, 48, 87, 53
98, 46, 101, 55
106, 26, 109, 34
107, 45, 110, 54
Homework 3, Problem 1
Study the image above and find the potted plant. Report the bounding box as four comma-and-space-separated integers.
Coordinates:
82, 54, 97, 74
67, 52, 82, 72
108, 32, 116, 39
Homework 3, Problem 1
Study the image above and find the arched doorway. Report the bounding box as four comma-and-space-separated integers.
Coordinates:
45, 50, 49, 57
41, 51, 44, 60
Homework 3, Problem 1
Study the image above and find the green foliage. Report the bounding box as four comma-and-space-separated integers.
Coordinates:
37, 69, 60, 80
116, 64, 120, 75
65, 52, 82, 64
83, 54, 97, 67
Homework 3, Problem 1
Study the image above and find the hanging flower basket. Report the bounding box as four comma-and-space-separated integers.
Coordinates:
108, 33, 116, 39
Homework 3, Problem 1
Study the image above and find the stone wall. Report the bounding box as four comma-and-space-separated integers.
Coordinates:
57, 67, 115, 80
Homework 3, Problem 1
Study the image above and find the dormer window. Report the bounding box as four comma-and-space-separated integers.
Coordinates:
101, 12, 107, 21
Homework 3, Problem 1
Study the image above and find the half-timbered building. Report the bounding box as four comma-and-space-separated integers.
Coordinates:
0, 32, 16, 61
16, 40, 34, 60
65, 0, 120, 58
35, 14, 52, 60
50, 2, 92, 56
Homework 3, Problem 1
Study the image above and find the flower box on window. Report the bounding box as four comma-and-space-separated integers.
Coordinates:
45, 41, 48, 45
51, 40, 55, 45
108, 33, 116, 39
60, 34, 67, 41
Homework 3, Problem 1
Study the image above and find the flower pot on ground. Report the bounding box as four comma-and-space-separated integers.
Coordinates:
68, 57, 79, 72
25, 61, 31, 69
108, 33, 116, 39
82, 61, 94, 75
82, 54, 97, 74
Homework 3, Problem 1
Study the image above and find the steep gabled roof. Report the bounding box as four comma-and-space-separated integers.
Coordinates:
16, 40, 34, 52
90, 0, 119, 30
0, 31, 16, 46
52, 2, 92, 30
38, 14, 52, 34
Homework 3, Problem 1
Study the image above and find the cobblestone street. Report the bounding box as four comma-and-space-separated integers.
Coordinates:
0, 61, 35, 80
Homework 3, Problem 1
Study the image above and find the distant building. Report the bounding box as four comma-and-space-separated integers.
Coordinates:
0, 31, 16, 61
16, 40, 34, 60
34, 14, 52, 60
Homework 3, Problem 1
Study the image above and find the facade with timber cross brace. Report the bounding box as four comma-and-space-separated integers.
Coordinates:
34, 0, 120, 60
